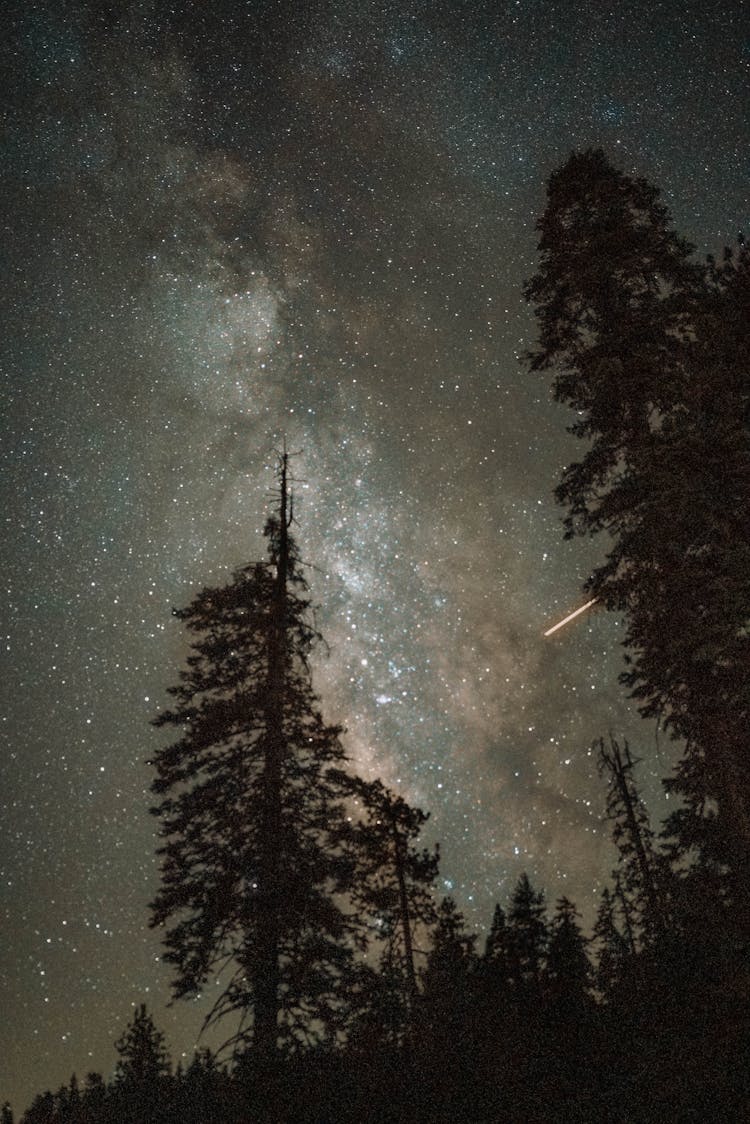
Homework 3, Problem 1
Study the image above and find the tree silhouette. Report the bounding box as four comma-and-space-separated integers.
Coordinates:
335, 775, 438, 1013
545, 896, 591, 1008
525, 149, 750, 921
507, 872, 548, 994
480, 901, 513, 1003
524, 147, 696, 546
596, 735, 665, 944
114, 1005, 171, 1087
149, 455, 366, 1073
592, 887, 631, 998
416, 897, 478, 1120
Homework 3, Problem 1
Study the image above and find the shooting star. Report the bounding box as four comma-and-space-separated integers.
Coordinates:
544, 598, 598, 637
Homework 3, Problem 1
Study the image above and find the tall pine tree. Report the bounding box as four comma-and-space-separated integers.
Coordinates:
149, 456, 365, 1064
336, 775, 438, 1009
596, 735, 666, 945
525, 150, 750, 919
507, 873, 548, 994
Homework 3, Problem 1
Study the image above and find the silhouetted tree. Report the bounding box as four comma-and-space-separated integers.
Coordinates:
114, 1005, 171, 1087
592, 887, 631, 998
79, 1074, 106, 1124
653, 241, 750, 906
507, 872, 548, 994
150, 456, 366, 1077
111, 1005, 171, 1123
597, 735, 665, 944
335, 774, 439, 1018
546, 896, 591, 1007
479, 901, 513, 1005
524, 147, 696, 544
525, 149, 750, 920
19, 1093, 55, 1124
416, 897, 478, 1120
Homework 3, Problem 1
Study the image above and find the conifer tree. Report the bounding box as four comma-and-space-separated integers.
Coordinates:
418, 896, 477, 1040
114, 1005, 171, 1088
525, 151, 750, 916
592, 887, 631, 997
545, 897, 591, 1008
474, 903, 513, 1046
111, 1004, 171, 1123
416, 897, 478, 1116
653, 241, 750, 900
335, 775, 439, 1010
82, 1074, 107, 1123
420, 896, 477, 993
149, 456, 365, 1062
596, 735, 665, 944
507, 873, 548, 992
483, 903, 512, 980
524, 147, 697, 545
19, 1092, 54, 1124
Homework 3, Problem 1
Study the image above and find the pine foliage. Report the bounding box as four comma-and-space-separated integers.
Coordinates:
149, 459, 364, 1055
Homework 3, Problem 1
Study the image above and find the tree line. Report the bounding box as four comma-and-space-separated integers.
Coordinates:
10, 150, 749, 1121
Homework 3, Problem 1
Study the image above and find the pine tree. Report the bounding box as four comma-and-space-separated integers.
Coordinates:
507, 873, 548, 993
81, 1074, 107, 1124
422, 896, 477, 977
473, 903, 514, 1060
653, 241, 750, 900
19, 1092, 55, 1124
545, 897, 591, 1007
335, 775, 439, 1011
483, 903, 511, 978
524, 147, 697, 545
110, 1008, 171, 1124
596, 735, 665, 944
114, 1005, 171, 1087
418, 895, 478, 1040
149, 456, 365, 1064
416, 897, 478, 1118
592, 887, 631, 998
526, 150, 750, 919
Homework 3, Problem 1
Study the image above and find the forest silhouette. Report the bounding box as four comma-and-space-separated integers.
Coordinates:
9, 152, 749, 1123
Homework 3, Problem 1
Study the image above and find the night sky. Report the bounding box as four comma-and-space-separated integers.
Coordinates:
3, 0, 748, 1110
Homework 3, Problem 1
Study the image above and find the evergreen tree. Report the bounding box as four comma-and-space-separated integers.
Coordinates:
482, 902, 512, 983
545, 897, 591, 1007
653, 241, 750, 899
420, 896, 477, 993
111, 1004, 171, 1123
80, 1074, 106, 1124
525, 150, 750, 917
114, 1005, 171, 1087
524, 147, 696, 545
472, 902, 514, 1083
335, 775, 439, 1012
416, 898, 478, 1119
507, 873, 548, 992
149, 456, 365, 1065
592, 887, 631, 998
19, 1093, 55, 1124
596, 735, 665, 944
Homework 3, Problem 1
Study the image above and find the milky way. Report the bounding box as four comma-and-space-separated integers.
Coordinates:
2, 0, 748, 1109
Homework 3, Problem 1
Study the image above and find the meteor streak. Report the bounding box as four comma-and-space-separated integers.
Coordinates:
544, 598, 597, 637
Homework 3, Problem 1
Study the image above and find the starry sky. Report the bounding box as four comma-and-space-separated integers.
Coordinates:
2, 0, 748, 1110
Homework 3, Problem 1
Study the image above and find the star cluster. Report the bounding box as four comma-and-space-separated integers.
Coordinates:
2, 0, 748, 1110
